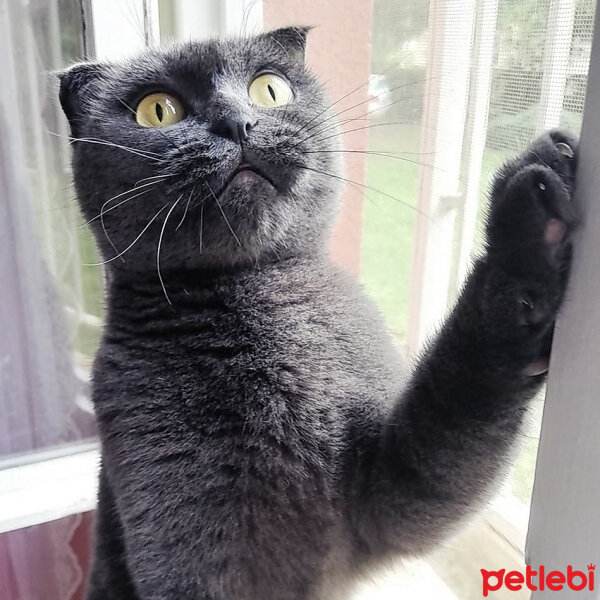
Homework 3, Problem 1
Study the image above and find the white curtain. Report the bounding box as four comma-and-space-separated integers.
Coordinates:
0, 1, 98, 598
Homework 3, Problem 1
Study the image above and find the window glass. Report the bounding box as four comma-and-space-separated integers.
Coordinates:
359, 0, 594, 596
361, 0, 429, 343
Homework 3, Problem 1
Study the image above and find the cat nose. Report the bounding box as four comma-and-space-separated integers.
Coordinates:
210, 116, 255, 144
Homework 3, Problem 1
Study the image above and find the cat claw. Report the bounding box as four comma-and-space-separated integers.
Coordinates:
523, 357, 550, 376
556, 142, 575, 159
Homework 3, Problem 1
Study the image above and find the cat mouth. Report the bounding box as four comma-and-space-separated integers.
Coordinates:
220, 162, 277, 195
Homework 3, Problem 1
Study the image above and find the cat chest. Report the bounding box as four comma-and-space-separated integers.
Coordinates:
95, 326, 345, 456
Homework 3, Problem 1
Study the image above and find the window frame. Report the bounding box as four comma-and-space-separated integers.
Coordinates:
525, 0, 600, 572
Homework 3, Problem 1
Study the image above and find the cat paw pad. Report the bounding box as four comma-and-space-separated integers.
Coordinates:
486, 129, 578, 273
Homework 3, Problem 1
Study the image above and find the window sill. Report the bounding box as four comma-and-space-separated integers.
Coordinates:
0, 445, 529, 555
0, 447, 99, 534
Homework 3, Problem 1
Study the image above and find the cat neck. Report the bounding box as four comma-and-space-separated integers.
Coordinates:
105, 254, 331, 317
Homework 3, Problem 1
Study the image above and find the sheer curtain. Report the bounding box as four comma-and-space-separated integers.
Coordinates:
0, 1, 98, 598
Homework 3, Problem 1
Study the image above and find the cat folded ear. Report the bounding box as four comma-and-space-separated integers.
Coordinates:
264, 26, 312, 63
58, 62, 105, 136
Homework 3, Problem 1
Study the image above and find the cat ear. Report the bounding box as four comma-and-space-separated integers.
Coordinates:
58, 62, 105, 136
265, 26, 312, 63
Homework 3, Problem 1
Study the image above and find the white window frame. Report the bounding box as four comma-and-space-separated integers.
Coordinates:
0, 444, 99, 534
525, 3, 600, 577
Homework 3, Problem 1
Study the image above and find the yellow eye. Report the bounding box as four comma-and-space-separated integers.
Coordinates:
248, 73, 293, 108
135, 93, 184, 127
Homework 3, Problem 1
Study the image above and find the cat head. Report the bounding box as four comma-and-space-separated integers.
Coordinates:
59, 27, 342, 276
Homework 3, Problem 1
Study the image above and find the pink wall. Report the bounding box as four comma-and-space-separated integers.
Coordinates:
263, 1, 374, 276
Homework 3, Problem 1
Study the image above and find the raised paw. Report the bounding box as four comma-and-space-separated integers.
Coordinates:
486, 128, 578, 276
483, 130, 579, 373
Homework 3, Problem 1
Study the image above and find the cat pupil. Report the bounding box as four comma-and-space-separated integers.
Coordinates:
155, 102, 164, 122
268, 84, 276, 102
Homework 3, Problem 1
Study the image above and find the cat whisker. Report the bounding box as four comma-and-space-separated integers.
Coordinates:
73, 138, 160, 160
83, 203, 170, 266
47, 130, 161, 160
99, 185, 164, 262
206, 183, 242, 247
289, 162, 436, 224
291, 80, 374, 140
296, 84, 422, 146
83, 179, 166, 228
315, 123, 421, 146
157, 195, 184, 305
290, 58, 430, 140
175, 185, 196, 230
134, 173, 176, 187
299, 149, 445, 172
101, 210, 124, 262
303, 147, 447, 157
292, 115, 458, 153
289, 87, 443, 151
296, 75, 440, 143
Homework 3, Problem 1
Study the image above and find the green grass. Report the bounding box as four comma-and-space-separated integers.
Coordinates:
78, 227, 104, 317
360, 125, 420, 344
360, 132, 515, 344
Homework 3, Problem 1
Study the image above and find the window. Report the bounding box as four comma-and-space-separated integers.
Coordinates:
0, 1, 598, 599
354, 0, 596, 596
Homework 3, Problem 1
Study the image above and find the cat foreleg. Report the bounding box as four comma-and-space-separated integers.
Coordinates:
86, 468, 140, 600
348, 130, 578, 558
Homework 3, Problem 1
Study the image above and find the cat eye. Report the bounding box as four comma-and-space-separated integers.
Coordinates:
135, 93, 184, 127
248, 73, 293, 108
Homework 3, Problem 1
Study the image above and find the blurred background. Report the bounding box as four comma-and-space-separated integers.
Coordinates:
0, 0, 595, 598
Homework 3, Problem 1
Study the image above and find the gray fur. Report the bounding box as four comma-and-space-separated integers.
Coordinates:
58, 27, 577, 600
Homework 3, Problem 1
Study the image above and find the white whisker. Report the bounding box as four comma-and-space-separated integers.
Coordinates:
83, 203, 170, 266
176, 185, 196, 231
101, 214, 124, 262
157, 195, 183, 305
206, 184, 241, 247
82, 180, 161, 228
47, 130, 161, 160
134, 173, 175, 187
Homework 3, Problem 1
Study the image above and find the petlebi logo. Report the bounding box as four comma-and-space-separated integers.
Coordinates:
481, 564, 596, 596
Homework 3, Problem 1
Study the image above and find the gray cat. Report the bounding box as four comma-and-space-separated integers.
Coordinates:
58, 27, 577, 600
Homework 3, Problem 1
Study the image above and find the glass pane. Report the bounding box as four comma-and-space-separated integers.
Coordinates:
361, 0, 428, 345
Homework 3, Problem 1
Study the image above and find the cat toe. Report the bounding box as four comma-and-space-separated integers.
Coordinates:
544, 218, 567, 245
